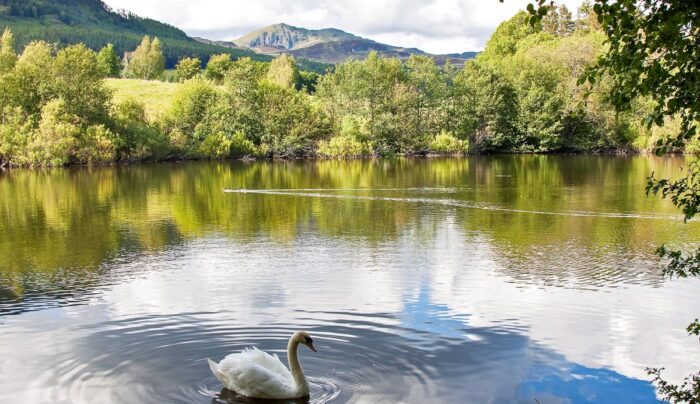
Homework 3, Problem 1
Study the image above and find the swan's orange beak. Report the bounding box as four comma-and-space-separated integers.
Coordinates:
306, 341, 317, 352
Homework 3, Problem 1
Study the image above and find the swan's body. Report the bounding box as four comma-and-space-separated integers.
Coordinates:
207, 331, 317, 399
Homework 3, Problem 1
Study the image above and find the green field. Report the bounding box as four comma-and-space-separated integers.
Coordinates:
106, 78, 181, 119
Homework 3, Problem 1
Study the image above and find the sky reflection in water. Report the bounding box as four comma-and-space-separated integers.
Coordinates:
0, 156, 699, 403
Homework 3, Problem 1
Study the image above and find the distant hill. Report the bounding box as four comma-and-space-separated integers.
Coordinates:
0, 0, 268, 67
233, 23, 476, 65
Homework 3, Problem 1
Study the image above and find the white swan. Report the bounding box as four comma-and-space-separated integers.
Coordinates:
207, 331, 318, 399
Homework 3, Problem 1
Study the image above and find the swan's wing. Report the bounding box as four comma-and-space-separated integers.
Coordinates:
214, 348, 295, 399
237, 347, 292, 380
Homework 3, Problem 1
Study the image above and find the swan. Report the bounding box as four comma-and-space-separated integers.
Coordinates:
207, 331, 318, 399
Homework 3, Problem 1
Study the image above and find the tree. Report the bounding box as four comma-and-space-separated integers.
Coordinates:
148, 37, 165, 79
175, 57, 201, 81
4, 41, 55, 115
404, 55, 443, 149
454, 61, 517, 151
0, 27, 17, 74
122, 36, 165, 80
52, 44, 111, 125
266, 54, 300, 89
204, 53, 233, 83
96, 43, 120, 78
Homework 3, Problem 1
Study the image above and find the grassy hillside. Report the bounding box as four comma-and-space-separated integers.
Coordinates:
0, 0, 269, 67
106, 78, 180, 118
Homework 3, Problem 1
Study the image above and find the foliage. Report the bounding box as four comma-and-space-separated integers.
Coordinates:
428, 131, 467, 154
27, 98, 79, 166
317, 135, 369, 158
454, 61, 517, 151
0, 26, 16, 73
112, 98, 168, 160
266, 54, 300, 89
174, 57, 200, 82
96, 43, 120, 77
52, 43, 111, 123
204, 53, 232, 83
162, 77, 218, 156
0, 106, 33, 166
299, 70, 319, 94
122, 36, 165, 80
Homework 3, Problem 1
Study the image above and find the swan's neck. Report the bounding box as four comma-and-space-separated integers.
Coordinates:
287, 338, 309, 396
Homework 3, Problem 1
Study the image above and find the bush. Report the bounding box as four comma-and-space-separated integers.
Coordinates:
113, 99, 169, 161
317, 135, 370, 158
198, 131, 257, 158
204, 54, 233, 83
96, 43, 120, 78
75, 124, 117, 164
0, 106, 33, 166
428, 131, 468, 154
175, 57, 201, 82
162, 78, 218, 155
27, 99, 79, 166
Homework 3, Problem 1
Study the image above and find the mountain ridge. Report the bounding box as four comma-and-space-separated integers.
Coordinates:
233, 23, 475, 65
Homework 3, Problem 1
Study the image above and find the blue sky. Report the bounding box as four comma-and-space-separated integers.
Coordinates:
102, 0, 585, 54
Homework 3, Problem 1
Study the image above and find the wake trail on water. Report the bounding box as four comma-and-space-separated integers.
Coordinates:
223, 188, 682, 221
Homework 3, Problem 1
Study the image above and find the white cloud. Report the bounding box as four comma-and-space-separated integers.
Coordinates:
102, 0, 585, 53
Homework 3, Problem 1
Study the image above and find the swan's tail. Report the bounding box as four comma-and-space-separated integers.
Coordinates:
207, 358, 230, 386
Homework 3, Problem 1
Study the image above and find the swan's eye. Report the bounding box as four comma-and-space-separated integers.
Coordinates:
305, 337, 313, 344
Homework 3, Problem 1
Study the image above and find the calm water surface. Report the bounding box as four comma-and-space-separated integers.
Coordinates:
1, 156, 699, 403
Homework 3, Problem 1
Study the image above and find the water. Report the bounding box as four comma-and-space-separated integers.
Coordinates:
1, 156, 698, 403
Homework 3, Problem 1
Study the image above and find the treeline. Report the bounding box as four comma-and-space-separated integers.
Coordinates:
0, 0, 267, 67
0, 2, 692, 166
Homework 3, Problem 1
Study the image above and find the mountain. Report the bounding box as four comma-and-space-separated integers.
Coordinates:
0, 0, 268, 67
233, 23, 476, 65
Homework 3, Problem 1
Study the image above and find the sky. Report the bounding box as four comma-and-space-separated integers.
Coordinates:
102, 0, 586, 54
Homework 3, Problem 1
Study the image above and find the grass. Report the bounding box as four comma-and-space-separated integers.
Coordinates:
106, 78, 181, 119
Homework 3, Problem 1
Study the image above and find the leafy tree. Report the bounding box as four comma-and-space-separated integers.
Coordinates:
542, 4, 574, 36
175, 57, 201, 82
148, 37, 165, 79
4, 40, 55, 115
266, 54, 300, 89
404, 55, 443, 150
52, 44, 111, 124
162, 77, 218, 155
204, 53, 233, 83
454, 61, 517, 150
27, 98, 79, 166
122, 35, 165, 80
0, 27, 17, 74
96, 43, 120, 77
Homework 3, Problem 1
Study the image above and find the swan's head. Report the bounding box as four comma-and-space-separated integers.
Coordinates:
293, 331, 317, 353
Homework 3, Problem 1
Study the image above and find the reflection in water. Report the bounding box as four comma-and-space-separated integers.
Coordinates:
0, 156, 699, 403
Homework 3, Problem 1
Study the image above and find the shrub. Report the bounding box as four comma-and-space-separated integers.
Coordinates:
96, 43, 120, 78
175, 57, 201, 82
317, 135, 370, 158
428, 131, 468, 154
0, 106, 33, 166
113, 99, 169, 160
162, 78, 218, 155
27, 99, 79, 166
75, 124, 117, 164
204, 54, 233, 83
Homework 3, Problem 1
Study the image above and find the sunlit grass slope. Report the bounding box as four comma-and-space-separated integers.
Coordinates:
106, 78, 181, 119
